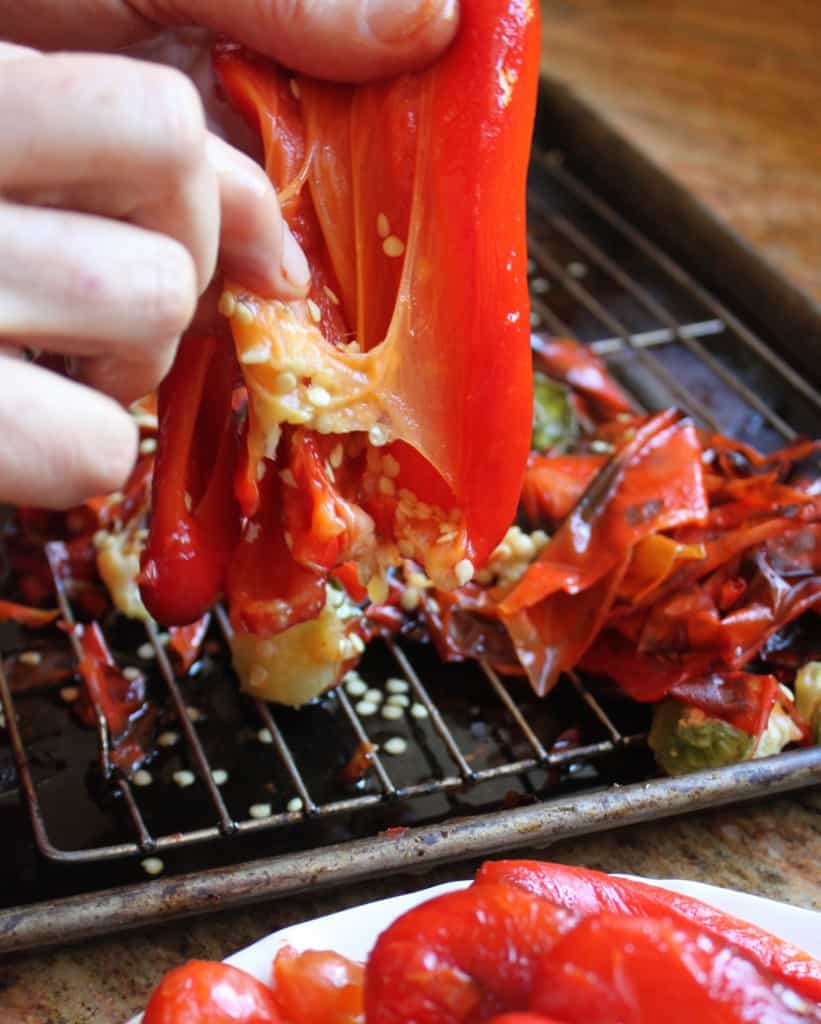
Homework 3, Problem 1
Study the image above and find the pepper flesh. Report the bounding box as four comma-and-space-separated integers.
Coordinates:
214, 0, 538, 606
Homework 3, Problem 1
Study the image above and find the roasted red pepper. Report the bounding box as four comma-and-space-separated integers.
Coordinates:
209, 0, 539, 639
143, 960, 283, 1024
477, 859, 821, 1004
140, 334, 241, 625
0, 600, 60, 627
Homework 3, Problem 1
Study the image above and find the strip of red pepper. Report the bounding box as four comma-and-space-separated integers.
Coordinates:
211, 0, 538, 635
0, 601, 60, 627
477, 860, 821, 1005
140, 334, 241, 625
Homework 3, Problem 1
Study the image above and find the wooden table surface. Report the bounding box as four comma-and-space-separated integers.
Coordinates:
1, 6, 820, 1022
539, 0, 821, 302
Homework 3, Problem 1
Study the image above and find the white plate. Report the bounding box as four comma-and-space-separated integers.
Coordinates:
128, 872, 821, 1022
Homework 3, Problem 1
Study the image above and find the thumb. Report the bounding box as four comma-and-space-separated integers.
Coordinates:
136, 0, 459, 82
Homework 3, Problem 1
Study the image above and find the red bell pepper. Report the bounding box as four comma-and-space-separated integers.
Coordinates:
74, 621, 147, 738
531, 337, 633, 420
142, 961, 283, 1024
365, 885, 575, 1024
212, 0, 539, 622
140, 334, 241, 625
271, 946, 364, 1024
0, 600, 60, 627
477, 860, 821, 1004
530, 913, 818, 1024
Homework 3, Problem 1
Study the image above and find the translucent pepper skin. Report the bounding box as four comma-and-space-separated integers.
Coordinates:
476, 860, 821, 1005
530, 913, 821, 1024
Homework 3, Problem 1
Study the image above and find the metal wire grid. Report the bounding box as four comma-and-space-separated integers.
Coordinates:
1, 146, 820, 869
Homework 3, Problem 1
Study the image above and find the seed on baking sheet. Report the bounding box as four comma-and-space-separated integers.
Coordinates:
527, 258, 537, 274
256, 728, 273, 745
531, 277, 550, 294
286, 797, 304, 813
18, 651, 42, 667
530, 311, 542, 328
186, 706, 204, 722
355, 700, 378, 717
60, 686, 79, 703
137, 642, 155, 660
410, 703, 429, 719
211, 769, 229, 786
345, 677, 367, 697
122, 666, 141, 681
307, 298, 322, 324
381, 704, 403, 721
387, 694, 410, 708
386, 678, 409, 695
567, 260, 588, 279
384, 737, 408, 756
249, 802, 272, 819
364, 688, 384, 705
383, 235, 405, 258
132, 769, 153, 787
157, 730, 179, 748
377, 212, 390, 239
173, 770, 196, 788
141, 857, 164, 876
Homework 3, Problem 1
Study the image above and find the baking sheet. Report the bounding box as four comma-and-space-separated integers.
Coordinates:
127, 871, 821, 1023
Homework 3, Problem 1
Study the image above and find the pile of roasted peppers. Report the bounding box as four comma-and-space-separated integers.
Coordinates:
3, 0, 821, 779
141, 859, 821, 1022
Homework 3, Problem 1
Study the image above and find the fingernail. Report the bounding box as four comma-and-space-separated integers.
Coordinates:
367, 0, 455, 43
281, 224, 311, 293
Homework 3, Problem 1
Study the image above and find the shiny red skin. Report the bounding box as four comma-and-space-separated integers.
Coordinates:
142, 960, 283, 1024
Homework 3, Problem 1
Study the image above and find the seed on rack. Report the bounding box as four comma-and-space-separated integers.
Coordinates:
122, 666, 142, 682
132, 769, 153, 787
345, 677, 368, 698
137, 643, 155, 660
172, 770, 196, 788
364, 688, 383, 705
410, 702, 429, 719
19, 650, 42, 666
141, 857, 164, 876
531, 277, 550, 294
186, 706, 205, 722
383, 737, 408, 756
567, 260, 588, 279
157, 730, 179, 748
387, 694, 410, 708
286, 797, 304, 813
256, 727, 273, 745
139, 437, 157, 455
527, 257, 537, 275
381, 704, 404, 721
211, 769, 229, 786
590, 439, 615, 454
530, 311, 542, 328
249, 802, 272, 819
59, 686, 79, 703
355, 699, 378, 717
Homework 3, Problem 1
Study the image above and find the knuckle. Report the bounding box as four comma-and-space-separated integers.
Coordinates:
140, 241, 198, 340
142, 64, 207, 175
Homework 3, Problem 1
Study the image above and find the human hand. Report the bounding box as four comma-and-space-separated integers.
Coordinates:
0, 0, 458, 509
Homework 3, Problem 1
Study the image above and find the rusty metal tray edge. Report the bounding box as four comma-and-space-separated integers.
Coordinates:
1, 749, 820, 954
1, 75, 820, 953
